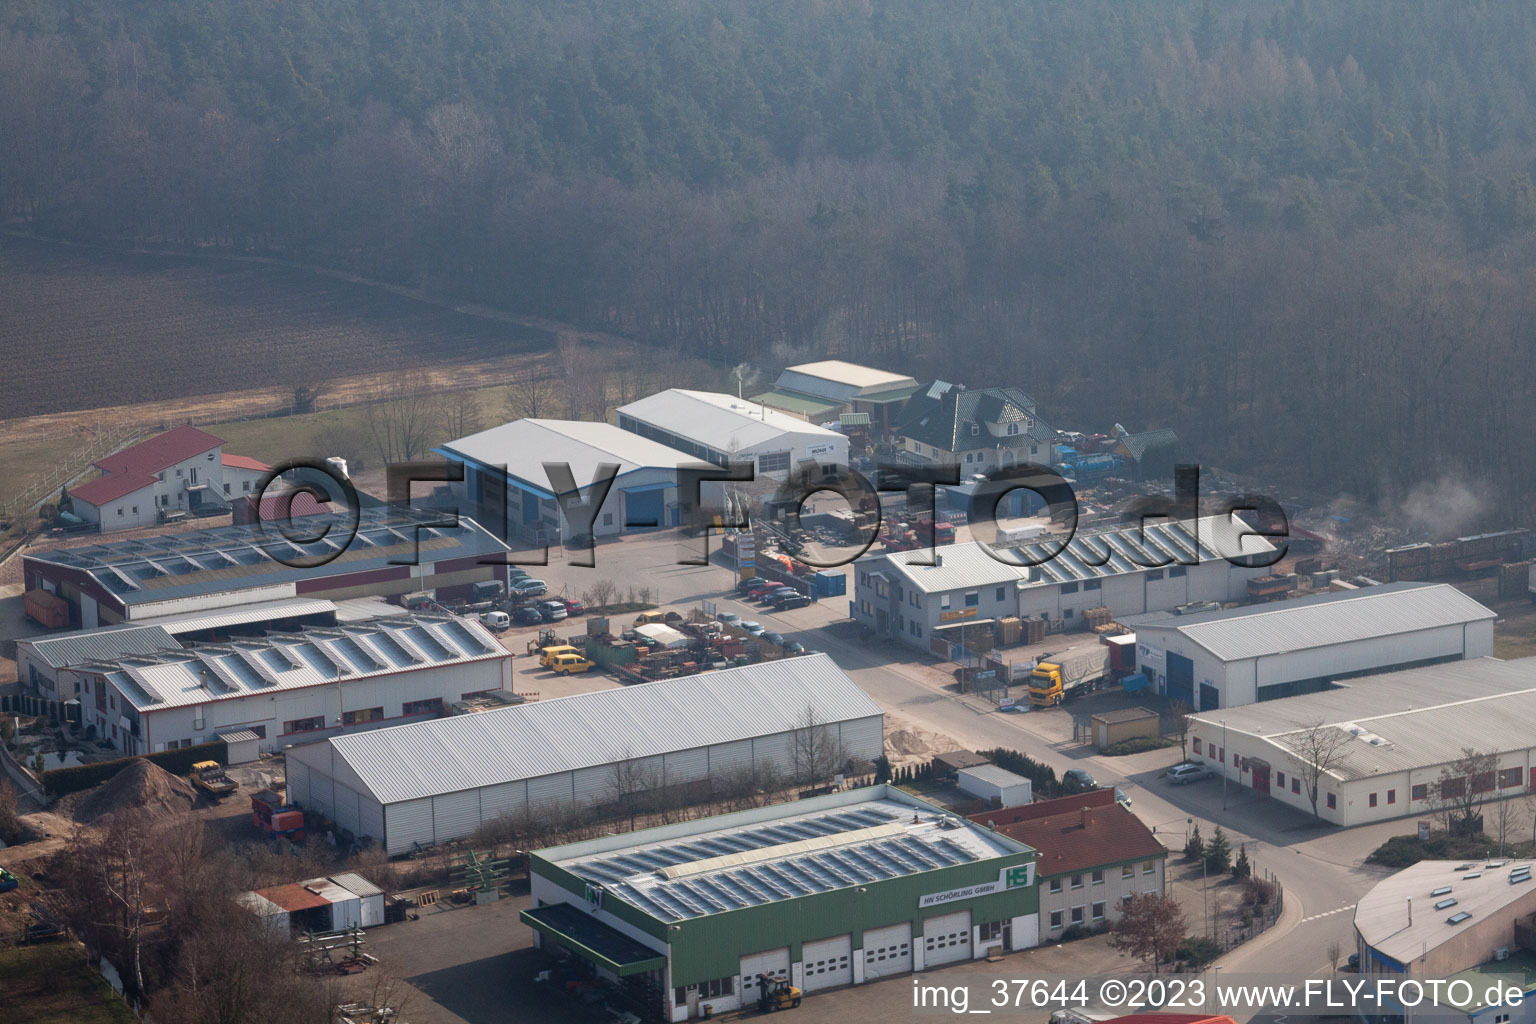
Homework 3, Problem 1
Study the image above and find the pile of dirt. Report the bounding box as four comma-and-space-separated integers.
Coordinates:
74, 758, 197, 823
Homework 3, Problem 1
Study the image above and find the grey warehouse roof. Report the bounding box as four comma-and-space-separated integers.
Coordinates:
868, 515, 1274, 594
617, 389, 846, 449
19, 624, 178, 669
958, 764, 1032, 788
306, 653, 881, 805
1191, 657, 1536, 782
437, 418, 702, 497
1126, 582, 1495, 661
24, 507, 510, 607
75, 615, 506, 712
553, 792, 1022, 922
1356, 859, 1536, 963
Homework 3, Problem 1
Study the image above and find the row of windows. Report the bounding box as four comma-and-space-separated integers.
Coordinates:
675, 976, 734, 1005
1047, 861, 1157, 893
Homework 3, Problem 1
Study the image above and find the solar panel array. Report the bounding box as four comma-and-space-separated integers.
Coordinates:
31, 507, 464, 597
572, 807, 985, 921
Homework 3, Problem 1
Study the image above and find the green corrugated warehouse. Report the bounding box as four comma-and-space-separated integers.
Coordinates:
522, 784, 1039, 1022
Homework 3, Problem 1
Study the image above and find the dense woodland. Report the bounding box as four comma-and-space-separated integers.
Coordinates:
5, 1, 1536, 513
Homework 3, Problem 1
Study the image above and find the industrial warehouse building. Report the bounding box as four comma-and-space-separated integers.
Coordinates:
1127, 583, 1496, 710
21, 506, 511, 628
1188, 657, 1536, 827
1353, 860, 1536, 1024
285, 654, 884, 855
437, 418, 706, 546
616, 389, 849, 482
853, 515, 1274, 652
751, 360, 919, 437
64, 615, 511, 755
523, 785, 1038, 1022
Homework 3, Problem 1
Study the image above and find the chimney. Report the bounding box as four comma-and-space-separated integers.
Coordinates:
1081, 807, 1093, 828
935, 554, 943, 567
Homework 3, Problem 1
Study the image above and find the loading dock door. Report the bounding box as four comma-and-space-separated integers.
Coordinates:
801, 934, 852, 991
624, 488, 664, 529
1167, 652, 1194, 706
922, 910, 972, 967
740, 947, 790, 1004
1199, 682, 1219, 711
862, 923, 913, 979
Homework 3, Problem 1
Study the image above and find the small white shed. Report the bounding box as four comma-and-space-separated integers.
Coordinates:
307, 878, 362, 931
237, 891, 290, 936
957, 764, 1033, 808
330, 872, 386, 928
219, 729, 262, 766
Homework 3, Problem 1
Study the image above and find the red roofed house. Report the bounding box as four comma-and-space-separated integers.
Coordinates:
969, 788, 1167, 940
68, 426, 269, 532
220, 452, 272, 500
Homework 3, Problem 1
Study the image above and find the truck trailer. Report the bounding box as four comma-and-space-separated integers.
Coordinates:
1027, 641, 1112, 707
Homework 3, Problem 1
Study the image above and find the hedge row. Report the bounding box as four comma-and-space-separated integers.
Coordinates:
42, 740, 228, 798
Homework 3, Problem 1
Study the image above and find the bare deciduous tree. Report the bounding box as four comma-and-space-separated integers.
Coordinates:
1291, 719, 1349, 820
791, 705, 848, 788
363, 371, 439, 465
1168, 699, 1194, 762
1429, 748, 1500, 835
503, 372, 561, 421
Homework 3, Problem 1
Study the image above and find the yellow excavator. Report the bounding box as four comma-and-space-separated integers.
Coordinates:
756, 973, 802, 1012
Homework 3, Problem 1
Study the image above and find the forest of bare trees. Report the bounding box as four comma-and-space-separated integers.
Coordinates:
6, 2, 1536, 510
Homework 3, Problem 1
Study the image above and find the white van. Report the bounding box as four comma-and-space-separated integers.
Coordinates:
479, 610, 511, 632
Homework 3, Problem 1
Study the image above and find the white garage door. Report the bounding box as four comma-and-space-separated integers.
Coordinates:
862, 922, 913, 980
740, 947, 790, 1004
801, 934, 852, 992
923, 910, 972, 967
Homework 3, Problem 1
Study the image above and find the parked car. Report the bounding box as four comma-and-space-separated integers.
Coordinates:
537, 600, 568, 622
747, 582, 786, 601
1166, 762, 1212, 785
512, 606, 544, 626
772, 591, 811, 610
510, 578, 548, 597
507, 567, 531, 581
1061, 768, 1098, 794
561, 598, 586, 616
1115, 787, 1132, 810
548, 652, 594, 674
762, 632, 786, 646
784, 641, 806, 655
735, 578, 760, 594
718, 611, 741, 625
479, 610, 511, 632
739, 620, 766, 636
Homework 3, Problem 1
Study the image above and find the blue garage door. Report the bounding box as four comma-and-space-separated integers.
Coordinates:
1167, 652, 1194, 706
625, 489, 663, 529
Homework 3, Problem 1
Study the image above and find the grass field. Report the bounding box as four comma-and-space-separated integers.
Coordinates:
0, 943, 136, 1024
0, 235, 553, 420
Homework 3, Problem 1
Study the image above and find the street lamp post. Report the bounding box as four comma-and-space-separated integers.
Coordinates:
1203, 855, 1210, 939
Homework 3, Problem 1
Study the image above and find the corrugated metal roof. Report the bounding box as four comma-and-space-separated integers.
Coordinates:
78, 615, 507, 712
20, 624, 179, 669
868, 515, 1271, 594
142, 597, 338, 635
217, 730, 261, 743
328, 872, 384, 898
306, 654, 883, 806
781, 360, 917, 395
25, 507, 510, 608
1192, 657, 1536, 782
438, 419, 700, 496
617, 390, 846, 451
1130, 582, 1495, 661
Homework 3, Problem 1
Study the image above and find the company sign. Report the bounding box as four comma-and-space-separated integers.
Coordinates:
1136, 643, 1166, 673
939, 608, 979, 623
918, 863, 1035, 908
806, 443, 837, 457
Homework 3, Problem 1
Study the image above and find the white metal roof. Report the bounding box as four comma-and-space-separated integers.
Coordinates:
1128, 582, 1495, 661
304, 654, 882, 806
1192, 657, 1536, 781
439, 418, 699, 494
553, 792, 1020, 922
617, 390, 846, 451
328, 871, 384, 899
1355, 860, 1536, 964
776, 361, 918, 403
958, 764, 1032, 789
140, 597, 338, 636
20, 624, 179, 669
867, 514, 1272, 594
632, 623, 688, 647
77, 615, 507, 712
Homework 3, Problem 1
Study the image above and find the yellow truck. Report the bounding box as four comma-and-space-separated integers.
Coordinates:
1027, 642, 1112, 707
190, 760, 237, 798
548, 652, 594, 675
